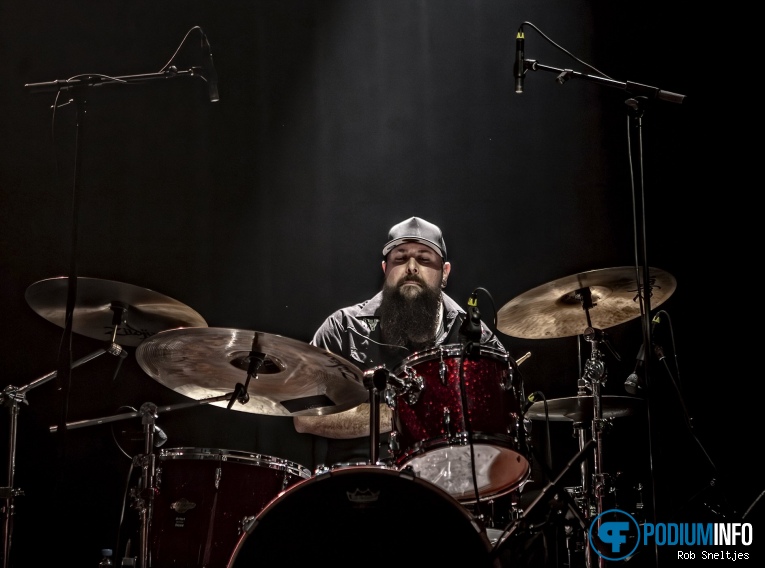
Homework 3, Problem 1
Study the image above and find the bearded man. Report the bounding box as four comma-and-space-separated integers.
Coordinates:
293, 216, 506, 466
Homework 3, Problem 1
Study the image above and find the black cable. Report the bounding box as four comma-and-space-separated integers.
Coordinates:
458, 344, 481, 506
518, 21, 613, 80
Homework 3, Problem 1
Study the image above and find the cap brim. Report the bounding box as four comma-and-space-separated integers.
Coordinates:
382, 237, 444, 258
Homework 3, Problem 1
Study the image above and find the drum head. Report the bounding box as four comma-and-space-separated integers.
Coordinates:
228, 465, 495, 567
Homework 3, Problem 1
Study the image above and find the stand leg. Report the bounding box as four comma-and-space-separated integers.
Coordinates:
1, 398, 20, 568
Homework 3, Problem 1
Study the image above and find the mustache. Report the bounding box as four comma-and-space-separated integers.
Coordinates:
399, 274, 426, 287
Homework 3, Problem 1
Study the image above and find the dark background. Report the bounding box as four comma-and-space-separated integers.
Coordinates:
1, 1, 754, 566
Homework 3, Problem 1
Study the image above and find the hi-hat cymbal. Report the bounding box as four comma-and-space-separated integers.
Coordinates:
526, 395, 643, 422
497, 267, 676, 339
25, 276, 208, 347
135, 327, 368, 417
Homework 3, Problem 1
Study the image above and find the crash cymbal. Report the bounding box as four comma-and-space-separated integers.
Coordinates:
25, 276, 207, 347
497, 266, 676, 339
526, 395, 643, 422
135, 327, 368, 417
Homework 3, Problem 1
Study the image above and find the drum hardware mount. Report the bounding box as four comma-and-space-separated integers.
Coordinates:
1, 305, 136, 568
6, 275, 211, 568
227, 350, 265, 409
48, 394, 233, 567
569, 323, 618, 568
363, 367, 390, 465
491, 439, 593, 557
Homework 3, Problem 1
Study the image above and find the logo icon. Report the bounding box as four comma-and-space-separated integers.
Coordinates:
589, 508, 640, 561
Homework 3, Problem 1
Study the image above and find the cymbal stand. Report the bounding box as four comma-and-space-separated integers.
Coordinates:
1, 307, 129, 568
49, 394, 232, 567
227, 351, 263, 410
492, 439, 592, 559
1, 305, 129, 568
135, 402, 158, 568
364, 367, 390, 464
578, 324, 617, 568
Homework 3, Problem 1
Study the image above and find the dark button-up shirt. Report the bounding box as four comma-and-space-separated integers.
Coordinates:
308, 291, 507, 466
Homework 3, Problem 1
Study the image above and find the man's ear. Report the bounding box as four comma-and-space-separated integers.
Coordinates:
381, 260, 387, 273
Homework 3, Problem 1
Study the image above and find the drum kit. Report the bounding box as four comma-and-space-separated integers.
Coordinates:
1, 266, 676, 567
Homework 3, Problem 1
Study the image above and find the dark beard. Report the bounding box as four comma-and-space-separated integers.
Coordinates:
379, 275, 442, 353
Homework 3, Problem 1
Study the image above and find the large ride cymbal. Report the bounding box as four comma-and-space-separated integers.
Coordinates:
135, 327, 368, 417
25, 276, 208, 347
526, 395, 643, 422
496, 266, 676, 339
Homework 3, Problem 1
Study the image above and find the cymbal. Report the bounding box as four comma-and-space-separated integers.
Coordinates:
25, 276, 207, 347
526, 395, 643, 422
135, 327, 368, 417
496, 266, 676, 339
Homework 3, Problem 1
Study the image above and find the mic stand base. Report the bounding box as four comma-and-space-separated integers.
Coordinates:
491, 439, 594, 564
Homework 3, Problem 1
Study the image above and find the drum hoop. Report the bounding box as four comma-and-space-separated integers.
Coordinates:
393, 343, 508, 372
158, 447, 311, 479
229, 464, 493, 566
255, 464, 485, 527
399, 431, 521, 449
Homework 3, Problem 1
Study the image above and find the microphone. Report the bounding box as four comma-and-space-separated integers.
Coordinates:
153, 424, 168, 447
624, 345, 646, 395
513, 27, 525, 94
459, 291, 482, 344
523, 391, 544, 415
624, 315, 661, 395
201, 33, 220, 102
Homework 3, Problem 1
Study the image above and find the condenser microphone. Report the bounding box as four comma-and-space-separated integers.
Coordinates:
624, 344, 646, 395
201, 33, 220, 102
624, 315, 661, 394
459, 291, 482, 344
154, 424, 168, 447
513, 27, 525, 94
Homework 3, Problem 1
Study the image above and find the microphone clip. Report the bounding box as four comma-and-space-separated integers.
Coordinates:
459, 292, 482, 347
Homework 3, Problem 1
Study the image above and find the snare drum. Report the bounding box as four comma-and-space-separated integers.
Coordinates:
151, 447, 311, 567
389, 344, 530, 503
227, 465, 494, 567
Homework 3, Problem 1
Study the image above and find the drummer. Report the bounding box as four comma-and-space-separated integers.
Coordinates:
293, 216, 505, 467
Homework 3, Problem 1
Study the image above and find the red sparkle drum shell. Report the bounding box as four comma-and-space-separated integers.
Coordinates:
150, 447, 311, 567
226, 465, 496, 567
390, 344, 530, 503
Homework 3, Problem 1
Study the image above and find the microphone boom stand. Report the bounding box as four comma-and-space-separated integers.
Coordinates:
520, 55, 684, 566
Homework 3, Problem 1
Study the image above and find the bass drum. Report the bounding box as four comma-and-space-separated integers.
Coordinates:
151, 447, 311, 567
227, 465, 495, 567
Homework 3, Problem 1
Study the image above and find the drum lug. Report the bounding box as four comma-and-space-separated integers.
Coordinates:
239, 515, 256, 536
443, 407, 452, 438
500, 366, 513, 391
388, 431, 400, 453
383, 386, 397, 410
439, 350, 447, 385
399, 465, 417, 479
215, 466, 222, 489
314, 464, 331, 476
402, 367, 424, 405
